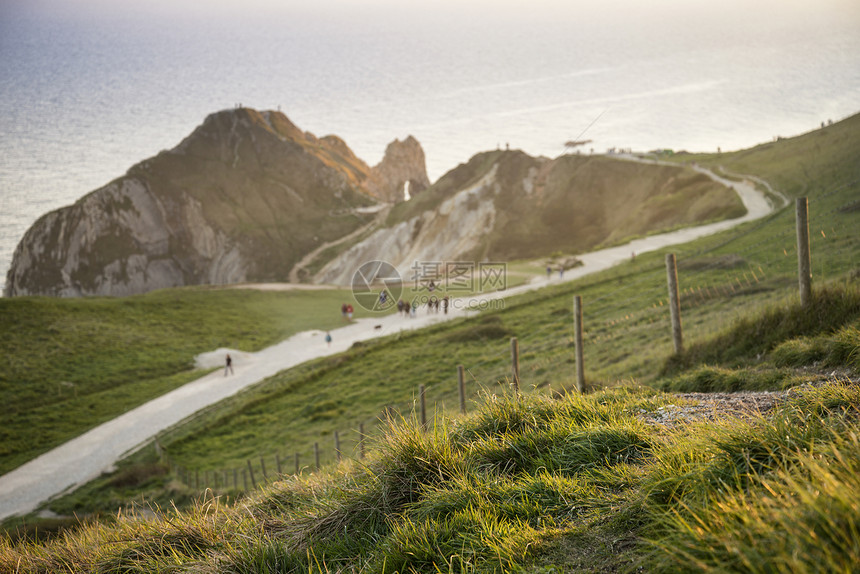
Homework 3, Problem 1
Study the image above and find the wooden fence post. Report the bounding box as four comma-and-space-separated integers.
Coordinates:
259, 456, 267, 480
665, 253, 683, 354
295, 453, 300, 474
233, 468, 238, 490
242, 468, 248, 491
247, 460, 256, 486
510, 337, 520, 394
573, 295, 585, 393
796, 197, 812, 307
359, 423, 366, 459
276, 454, 282, 475
458, 365, 466, 414
419, 384, 427, 429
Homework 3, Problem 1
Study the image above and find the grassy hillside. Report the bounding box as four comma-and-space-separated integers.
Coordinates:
380, 148, 744, 267
0, 286, 377, 475
3, 377, 860, 572
670, 111, 860, 200
121, 102, 857, 489
2, 114, 859, 569
484, 152, 745, 260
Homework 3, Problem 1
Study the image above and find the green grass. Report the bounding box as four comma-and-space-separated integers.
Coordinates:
2, 113, 860, 569
23, 112, 855, 523
661, 284, 860, 376
4, 382, 860, 572
0, 286, 376, 474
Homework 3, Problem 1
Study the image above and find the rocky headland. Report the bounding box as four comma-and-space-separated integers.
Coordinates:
3, 108, 428, 297
316, 150, 747, 285
5, 107, 746, 297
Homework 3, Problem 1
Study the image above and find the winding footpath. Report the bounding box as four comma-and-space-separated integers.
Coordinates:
0, 164, 785, 520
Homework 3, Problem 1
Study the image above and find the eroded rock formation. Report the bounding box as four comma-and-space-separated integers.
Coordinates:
315, 150, 747, 285
366, 136, 431, 202
4, 108, 429, 297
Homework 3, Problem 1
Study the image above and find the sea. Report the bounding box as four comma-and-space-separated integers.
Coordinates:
2, 0, 859, 295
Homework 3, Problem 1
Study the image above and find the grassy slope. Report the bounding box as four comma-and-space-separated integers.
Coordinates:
2, 114, 859, 570
483, 153, 745, 261
135, 104, 857, 483
381, 149, 744, 266
136, 109, 377, 283
0, 287, 378, 475
3, 379, 860, 573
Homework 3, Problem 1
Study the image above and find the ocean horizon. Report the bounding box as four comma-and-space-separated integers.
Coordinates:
2, 0, 859, 294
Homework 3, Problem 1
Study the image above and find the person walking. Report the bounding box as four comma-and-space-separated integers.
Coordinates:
325, 332, 332, 347
224, 354, 234, 376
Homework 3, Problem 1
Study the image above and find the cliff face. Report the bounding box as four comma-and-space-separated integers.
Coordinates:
315, 150, 747, 285
366, 136, 431, 202
4, 108, 430, 297
4, 177, 242, 297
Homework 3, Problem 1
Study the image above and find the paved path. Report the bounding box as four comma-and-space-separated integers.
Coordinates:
0, 165, 782, 520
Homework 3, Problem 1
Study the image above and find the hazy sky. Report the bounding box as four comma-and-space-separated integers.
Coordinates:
8, 0, 859, 22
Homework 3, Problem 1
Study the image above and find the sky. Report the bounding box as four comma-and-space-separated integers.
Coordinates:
7, 0, 859, 23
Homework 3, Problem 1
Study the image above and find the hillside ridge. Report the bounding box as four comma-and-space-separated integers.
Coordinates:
3, 108, 428, 297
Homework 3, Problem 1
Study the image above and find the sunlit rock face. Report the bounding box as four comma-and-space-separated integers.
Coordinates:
366, 136, 431, 203
5, 108, 429, 297
315, 149, 746, 286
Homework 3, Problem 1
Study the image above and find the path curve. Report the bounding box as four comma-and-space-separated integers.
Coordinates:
0, 165, 784, 520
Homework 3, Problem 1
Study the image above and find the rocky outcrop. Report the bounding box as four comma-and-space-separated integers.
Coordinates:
5, 105, 745, 298
366, 136, 430, 202
315, 150, 747, 285
4, 108, 428, 297
317, 165, 499, 285
5, 178, 244, 297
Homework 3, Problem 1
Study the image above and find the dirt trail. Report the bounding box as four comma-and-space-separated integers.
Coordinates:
0, 165, 786, 520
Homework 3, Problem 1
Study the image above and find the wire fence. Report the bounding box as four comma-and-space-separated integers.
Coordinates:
159, 184, 859, 493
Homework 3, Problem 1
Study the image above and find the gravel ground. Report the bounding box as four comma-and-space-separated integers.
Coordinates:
637, 373, 859, 429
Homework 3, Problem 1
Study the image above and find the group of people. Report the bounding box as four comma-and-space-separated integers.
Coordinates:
396, 298, 417, 317
394, 295, 449, 316
427, 295, 450, 314
340, 302, 354, 320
